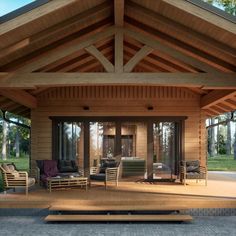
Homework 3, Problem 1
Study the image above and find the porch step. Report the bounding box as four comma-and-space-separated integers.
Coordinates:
49, 205, 188, 212
45, 214, 193, 222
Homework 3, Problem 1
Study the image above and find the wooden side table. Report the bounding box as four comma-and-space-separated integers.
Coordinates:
47, 176, 88, 192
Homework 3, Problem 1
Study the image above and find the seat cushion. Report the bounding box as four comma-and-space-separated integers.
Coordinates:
58, 160, 78, 173
2, 163, 18, 172
186, 160, 200, 173
90, 173, 105, 181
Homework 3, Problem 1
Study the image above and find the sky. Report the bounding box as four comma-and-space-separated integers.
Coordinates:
0, 0, 35, 17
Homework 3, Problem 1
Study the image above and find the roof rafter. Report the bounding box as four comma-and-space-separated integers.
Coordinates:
16, 26, 115, 72
125, 16, 236, 72
0, 0, 77, 36
162, 0, 236, 34
124, 28, 217, 73
201, 90, 236, 109
126, 0, 236, 57
0, 1, 112, 60
0, 89, 37, 108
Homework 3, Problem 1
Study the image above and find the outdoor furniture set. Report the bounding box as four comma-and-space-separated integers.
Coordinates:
0, 159, 206, 195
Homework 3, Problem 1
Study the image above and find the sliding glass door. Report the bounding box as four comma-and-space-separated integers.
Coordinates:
57, 121, 84, 168
52, 117, 184, 180
89, 122, 116, 167
153, 122, 177, 180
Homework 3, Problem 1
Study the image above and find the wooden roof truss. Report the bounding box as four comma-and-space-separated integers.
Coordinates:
0, 0, 235, 118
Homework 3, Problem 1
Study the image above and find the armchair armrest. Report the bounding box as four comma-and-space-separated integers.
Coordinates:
90, 167, 99, 175
199, 166, 207, 174
18, 171, 28, 178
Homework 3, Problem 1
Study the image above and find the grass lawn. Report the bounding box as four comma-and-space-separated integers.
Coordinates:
0, 156, 29, 192
207, 155, 236, 171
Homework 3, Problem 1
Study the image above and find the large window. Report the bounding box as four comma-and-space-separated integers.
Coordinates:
58, 122, 84, 167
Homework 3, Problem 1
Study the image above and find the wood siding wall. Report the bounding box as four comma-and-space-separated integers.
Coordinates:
31, 86, 207, 169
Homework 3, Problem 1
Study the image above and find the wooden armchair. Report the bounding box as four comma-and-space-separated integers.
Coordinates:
90, 165, 120, 189
0, 163, 35, 195
179, 160, 207, 186
105, 167, 119, 189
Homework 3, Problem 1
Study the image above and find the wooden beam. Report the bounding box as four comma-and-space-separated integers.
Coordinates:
17, 27, 115, 72
225, 99, 236, 107
0, 0, 77, 36
0, 89, 37, 108
217, 102, 235, 111
0, 1, 111, 59
125, 17, 236, 72
85, 45, 114, 72
201, 90, 236, 109
124, 39, 198, 72
115, 31, 124, 72
124, 28, 217, 73
0, 72, 235, 89
114, 0, 124, 26
126, 0, 236, 57
124, 45, 153, 72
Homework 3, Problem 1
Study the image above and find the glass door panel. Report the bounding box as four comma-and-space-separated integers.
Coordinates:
58, 122, 84, 170
89, 122, 116, 167
121, 122, 146, 179
153, 122, 176, 179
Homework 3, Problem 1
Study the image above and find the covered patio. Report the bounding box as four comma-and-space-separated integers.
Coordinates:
0, 0, 236, 222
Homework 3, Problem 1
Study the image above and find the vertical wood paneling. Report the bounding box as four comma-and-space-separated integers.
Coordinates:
32, 86, 204, 169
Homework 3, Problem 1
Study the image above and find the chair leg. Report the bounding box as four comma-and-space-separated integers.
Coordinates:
25, 187, 28, 196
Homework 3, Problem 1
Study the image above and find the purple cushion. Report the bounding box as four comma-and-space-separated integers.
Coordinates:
43, 160, 58, 177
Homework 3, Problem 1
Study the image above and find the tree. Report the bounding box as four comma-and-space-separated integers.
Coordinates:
226, 113, 232, 155
1, 119, 7, 160
208, 118, 216, 157
234, 123, 236, 160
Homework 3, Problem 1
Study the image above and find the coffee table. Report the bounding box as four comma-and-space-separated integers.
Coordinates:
47, 176, 88, 192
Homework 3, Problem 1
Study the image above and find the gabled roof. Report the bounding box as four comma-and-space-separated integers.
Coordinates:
0, 0, 235, 118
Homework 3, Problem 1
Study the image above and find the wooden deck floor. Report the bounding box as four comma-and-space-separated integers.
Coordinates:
1, 174, 236, 209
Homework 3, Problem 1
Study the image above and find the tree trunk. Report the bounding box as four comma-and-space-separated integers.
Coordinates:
226, 113, 232, 155
209, 118, 216, 157
15, 129, 20, 158
216, 117, 220, 155
2, 120, 7, 160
